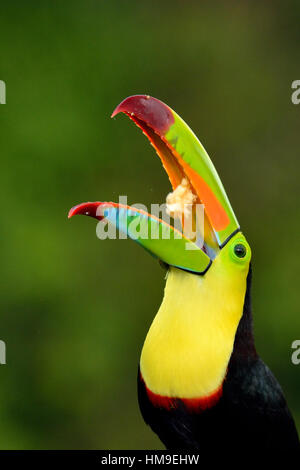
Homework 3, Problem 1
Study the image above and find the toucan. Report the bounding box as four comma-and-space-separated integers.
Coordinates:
68, 95, 299, 454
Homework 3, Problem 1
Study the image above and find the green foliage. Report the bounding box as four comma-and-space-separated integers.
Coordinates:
0, 0, 299, 449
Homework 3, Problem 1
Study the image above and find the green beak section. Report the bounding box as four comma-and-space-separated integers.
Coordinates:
68, 202, 211, 275
164, 112, 239, 246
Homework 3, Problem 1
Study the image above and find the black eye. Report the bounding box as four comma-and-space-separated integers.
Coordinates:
234, 243, 247, 258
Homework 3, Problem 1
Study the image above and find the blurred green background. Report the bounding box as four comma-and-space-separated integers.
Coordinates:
0, 0, 299, 449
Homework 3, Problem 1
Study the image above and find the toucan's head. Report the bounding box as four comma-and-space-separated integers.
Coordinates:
69, 95, 252, 403
68, 95, 251, 283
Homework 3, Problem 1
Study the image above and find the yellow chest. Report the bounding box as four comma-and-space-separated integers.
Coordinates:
140, 264, 247, 399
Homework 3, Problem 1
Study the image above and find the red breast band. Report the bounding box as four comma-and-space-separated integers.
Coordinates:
140, 373, 223, 413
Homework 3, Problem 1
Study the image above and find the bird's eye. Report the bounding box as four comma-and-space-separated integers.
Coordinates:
233, 243, 247, 258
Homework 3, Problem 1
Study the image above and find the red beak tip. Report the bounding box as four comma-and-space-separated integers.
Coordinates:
68, 203, 88, 219
68, 207, 76, 218
110, 94, 174, 134
68, 202, 106, 221
111, 108, 119, 118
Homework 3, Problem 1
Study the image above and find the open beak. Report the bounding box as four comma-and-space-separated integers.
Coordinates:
68, 95, 240, 275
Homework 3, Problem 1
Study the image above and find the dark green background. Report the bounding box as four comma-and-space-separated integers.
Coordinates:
0, 0, 299, 449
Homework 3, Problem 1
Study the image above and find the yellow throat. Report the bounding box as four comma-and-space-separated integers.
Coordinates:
140, 248, 249, 399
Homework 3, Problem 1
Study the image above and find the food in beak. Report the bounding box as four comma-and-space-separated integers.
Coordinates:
166, 178, 197, 241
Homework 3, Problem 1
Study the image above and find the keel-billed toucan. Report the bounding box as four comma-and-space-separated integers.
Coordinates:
69, 95, 299, 453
